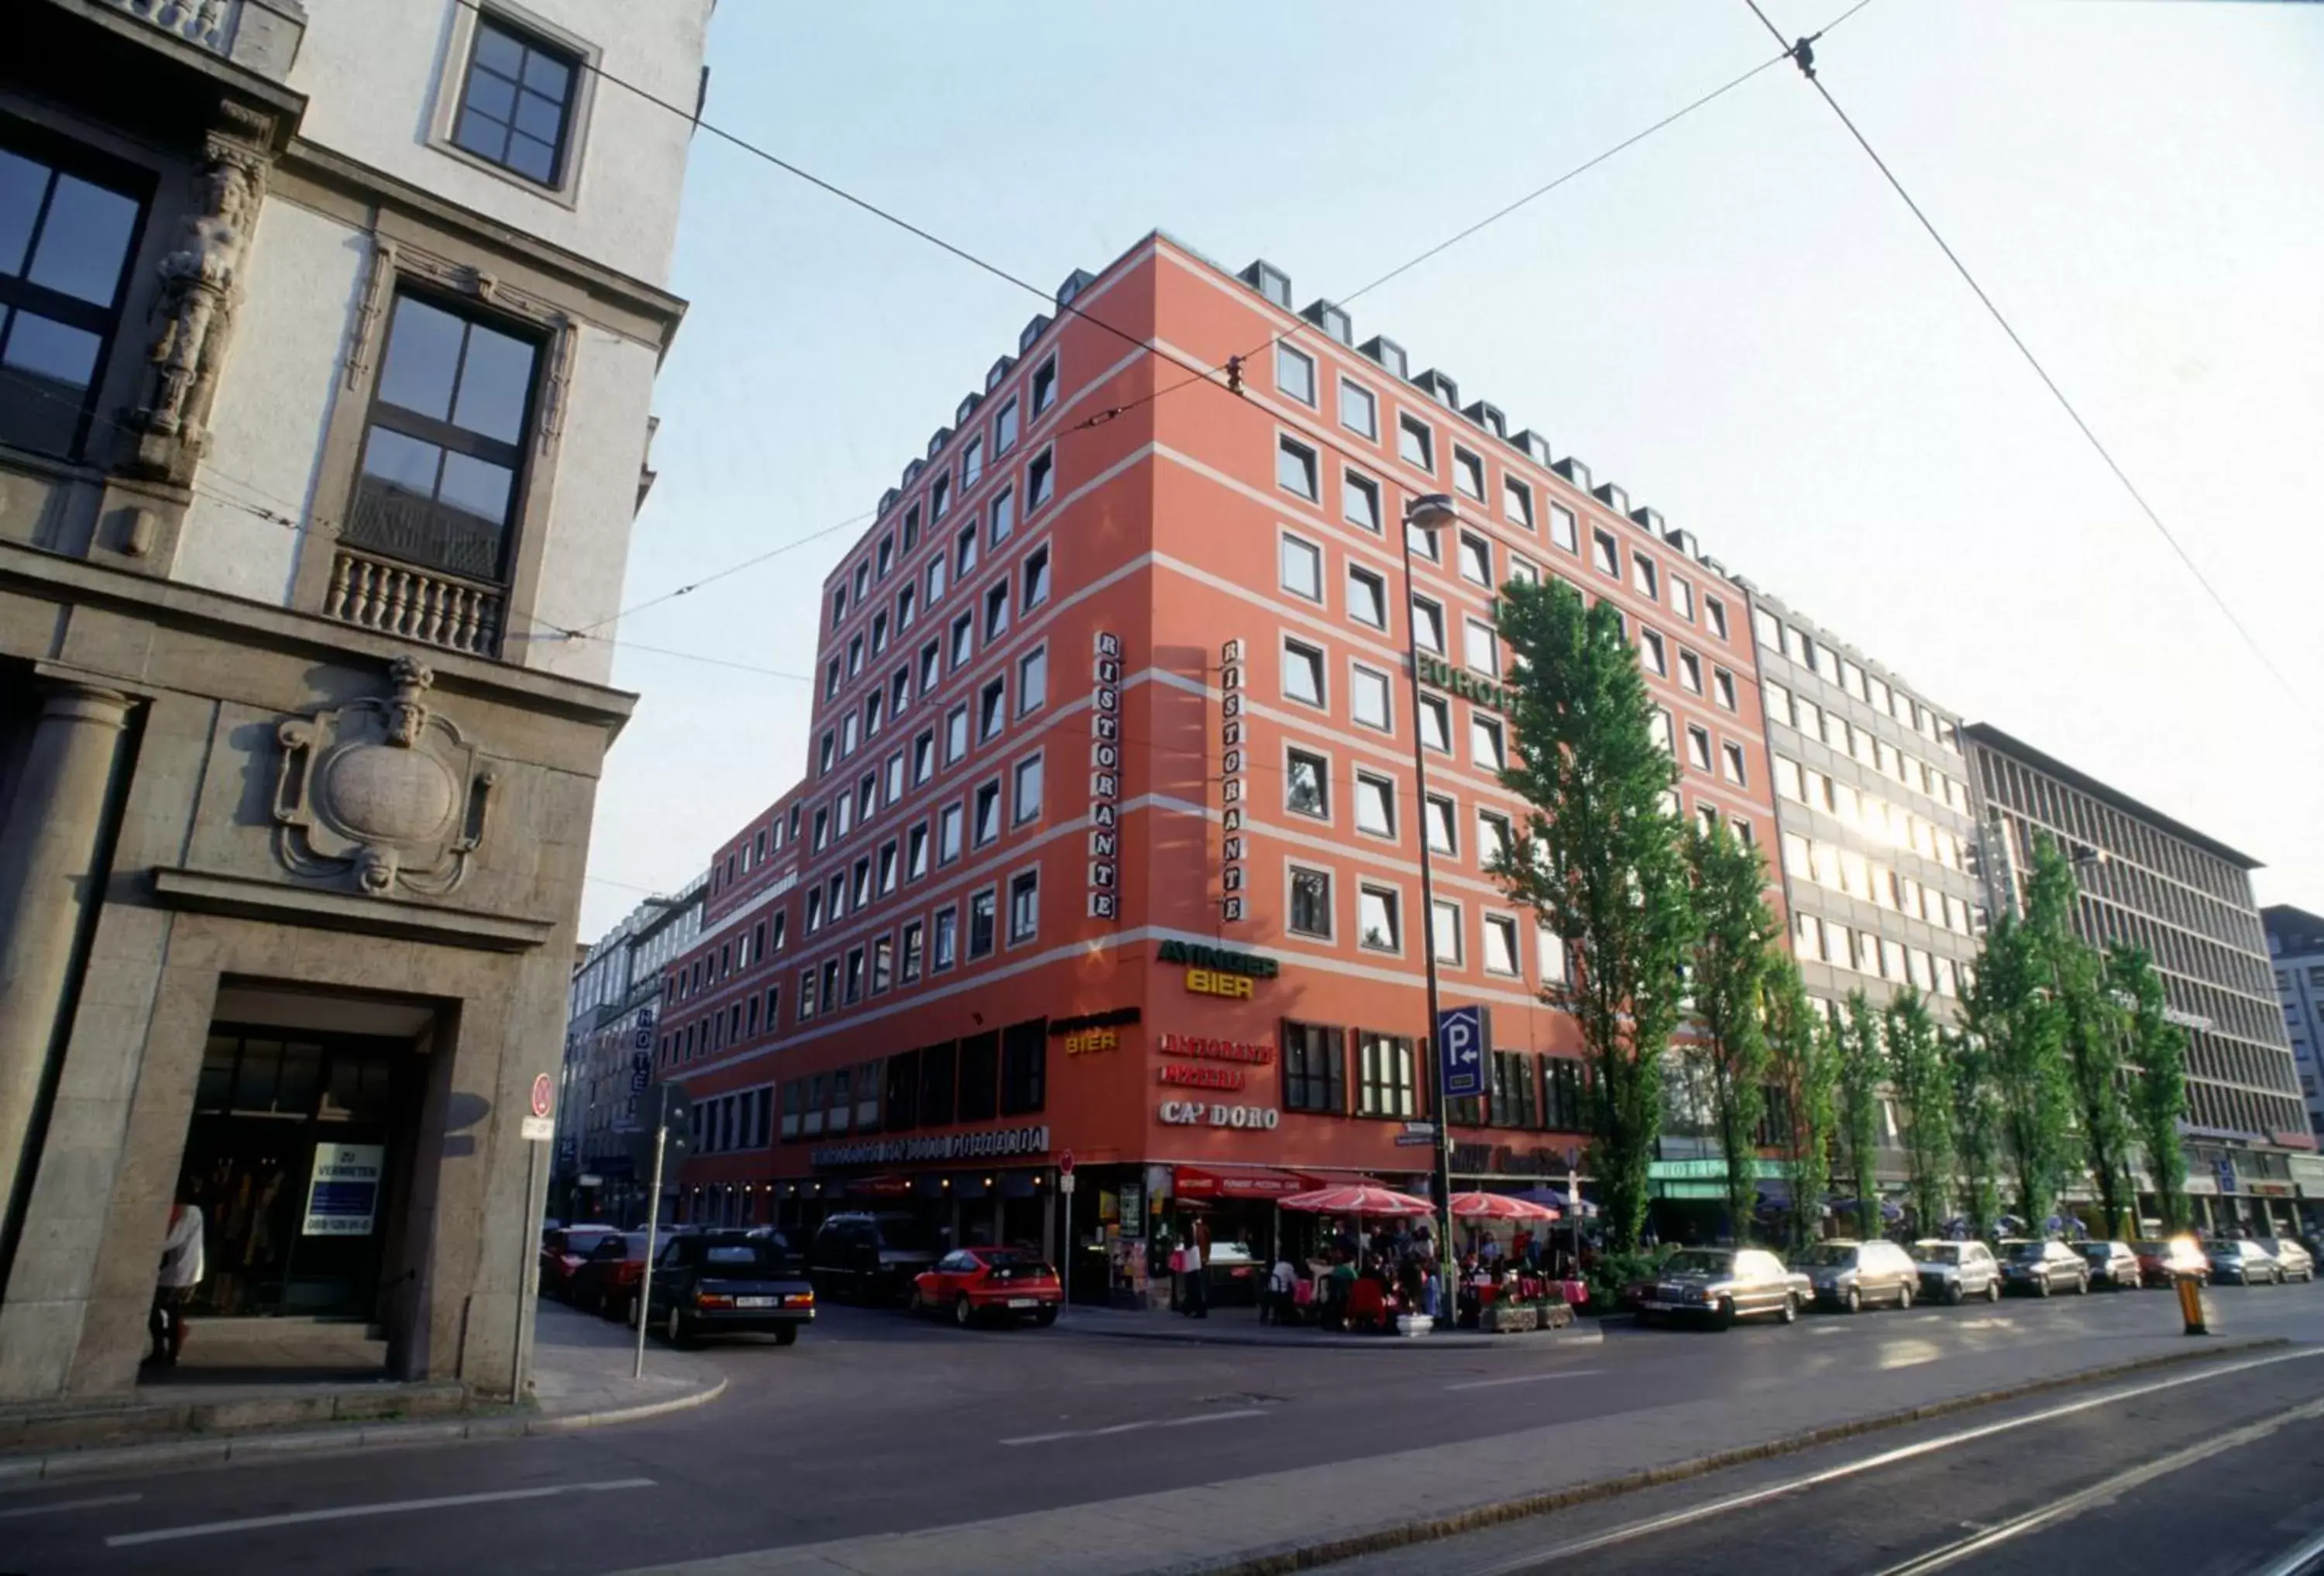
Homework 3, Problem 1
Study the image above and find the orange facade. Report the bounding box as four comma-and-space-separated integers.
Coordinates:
654, 235, 1778, 1266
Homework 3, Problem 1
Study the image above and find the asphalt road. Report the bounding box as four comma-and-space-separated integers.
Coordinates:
4, 1278, 2320, 1575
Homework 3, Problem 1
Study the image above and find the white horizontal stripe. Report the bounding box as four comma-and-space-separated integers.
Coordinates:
105, 1478, 655, 1547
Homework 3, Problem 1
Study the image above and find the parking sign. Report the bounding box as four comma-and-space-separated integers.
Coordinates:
1438, 1004, 1489, 1100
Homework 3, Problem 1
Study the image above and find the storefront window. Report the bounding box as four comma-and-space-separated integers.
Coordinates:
1356, 1032, 1417, 1117
1000, 1019, 1046, 1114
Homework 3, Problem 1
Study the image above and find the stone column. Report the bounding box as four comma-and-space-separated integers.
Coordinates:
0, 682, 134, 1253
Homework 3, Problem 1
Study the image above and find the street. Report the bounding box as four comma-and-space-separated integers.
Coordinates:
1, 1280, 2318, 1575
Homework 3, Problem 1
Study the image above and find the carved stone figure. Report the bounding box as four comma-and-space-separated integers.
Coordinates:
138, 148, 260, 446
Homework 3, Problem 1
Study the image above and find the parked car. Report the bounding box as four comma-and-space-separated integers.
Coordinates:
2250, 1237, 2316, 1283
569, 1230, 654, 1320
638, 1230, 813, 1347
911, 1247, 1064, 1327
2208, 1239, 2284, 1285
539, 1224, 620, 1302
2132, 1237, 2209, 1288
809, 1213, 942, 1302
1791, 1240, 1919, 1313
1910, 1239, 2003, 1304
2076, 1240, 2143, 1290
1997, 1239, 2089, 1296
1638, 1248, 1810, 1329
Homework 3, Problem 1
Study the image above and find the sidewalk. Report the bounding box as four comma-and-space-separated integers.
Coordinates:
1060, 1302, 1604, 1351
603, 1331, 2296, 1576
0, 1301, 726, 1484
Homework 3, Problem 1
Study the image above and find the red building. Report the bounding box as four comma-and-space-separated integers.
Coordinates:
651, 234, 1779, 1302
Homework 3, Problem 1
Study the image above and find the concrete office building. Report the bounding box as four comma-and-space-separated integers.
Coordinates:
650, 232, 1783, 1299
2261, 906, 2324, 1229
1966, 728, 2315, 1234
0, 0, 707, 1406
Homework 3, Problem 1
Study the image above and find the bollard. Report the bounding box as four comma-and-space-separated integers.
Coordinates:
2175, 1272, 2211, 1336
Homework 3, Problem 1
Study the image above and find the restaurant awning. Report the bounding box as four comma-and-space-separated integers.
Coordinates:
1174, 1165, 1316, 1201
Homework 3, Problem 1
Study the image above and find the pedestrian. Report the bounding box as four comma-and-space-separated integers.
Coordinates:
147, 1185, 205, 1368
1264, 1254, 1298, 1324
1181, 1217, 1209, 1318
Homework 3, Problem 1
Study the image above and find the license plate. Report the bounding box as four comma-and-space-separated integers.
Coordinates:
1008, 1298, 1037, 1309
735, 1296, 776, 1309
1642, 1301, 1676, 1313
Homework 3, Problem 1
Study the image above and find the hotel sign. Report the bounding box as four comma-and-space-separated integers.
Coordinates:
1416, 652, 1511, 714
1088, 631, 1122, 920
1219, 638, 1246, 922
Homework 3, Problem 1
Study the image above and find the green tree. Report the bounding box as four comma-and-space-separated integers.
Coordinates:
1683, 823, 1779, 1242
1490, 578, 1696, 1253
1948, 1027, 2004, 1242
1884, 987, 1954, 1235
1965, 907, 2073, 1229
1834, 989, 1886, 1239
2113, 943, 2190, 1231
1765, 955, 1837, 1251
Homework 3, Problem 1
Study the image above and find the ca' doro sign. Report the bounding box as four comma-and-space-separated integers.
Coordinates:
810, 1124, 1050, 1168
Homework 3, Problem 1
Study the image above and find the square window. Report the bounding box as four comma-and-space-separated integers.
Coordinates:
1347, 563, 1387, 628
1453, 447, 1485, 501
1023, 545, 1051, 609
1354, 771, 1396, 838
1591, 530, 1620, 577
988, 487, 1015, 545
1286, 748, 1329, 818
1027, 448, 1055, 508
1289, 867, 1332, 939
1412, 596, 1446, 655
1418, 693, 1451, 753
1009, 869, 1040, 943
1283, 638, 1326, 707
968, 889, 998, 958
1018, 646, 1047, 713
1473, 714, 1507, 771
1340, 379, 1377, 440
1031, 356, 1057, 414
1277, 343, 1316, 404
1504, 477, 1534, 529
978, 676, 1006, 741
1277, 435, 1319, 501
452, 18, 579, 187
1398, 413, 1434, 472
1357, 886, 1401, 951
1342, 470, 1382, 532
1280, 535, 1323, 600
939, 802, 964, 862
1549, 503, 1578, 554
1459, 532, 1492, 586
1432, 900, 1463, 965
1351, 665, 1391, 731
1013, 753, 1043, 823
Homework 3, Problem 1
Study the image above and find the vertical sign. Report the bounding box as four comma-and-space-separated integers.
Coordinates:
1219, 638, 1246, 923
1438, 1003, 1490, 1101
1088, 631, 1122, 919
302, 1142, 385, 1236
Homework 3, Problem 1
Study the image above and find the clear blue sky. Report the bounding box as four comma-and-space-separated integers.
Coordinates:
578, 0, 2324, 938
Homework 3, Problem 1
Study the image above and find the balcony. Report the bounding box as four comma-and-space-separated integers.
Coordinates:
324, 545, 504, 659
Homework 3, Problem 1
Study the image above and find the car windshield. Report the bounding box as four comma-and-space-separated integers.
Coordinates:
2006, 1242, 2051, 1261
1794, 1245, 1857, 1267
978, 1249, 1044, 1267
872, 1218, 935, 1251
1661, 1251, 1732, 1275
2076, 1244, 2109, 1259
1917, 1244, 1965, 1263
703, 1243, 783, 1270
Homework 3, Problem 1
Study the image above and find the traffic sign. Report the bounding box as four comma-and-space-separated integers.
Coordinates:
1438, 1004, 1489, 1100
1060, 1151, 1075, 1177
1060, 1173, 1077, 1195
529, 1073, 555, 1120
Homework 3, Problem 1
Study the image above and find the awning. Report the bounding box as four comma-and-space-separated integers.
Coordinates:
1174, 1165, 1316, 1201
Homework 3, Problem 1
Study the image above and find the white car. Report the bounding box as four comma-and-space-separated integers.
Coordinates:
1910, 1239, 2002, 1304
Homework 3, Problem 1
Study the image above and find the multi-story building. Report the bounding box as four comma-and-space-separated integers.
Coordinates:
2261, 906, 2324, 1230
0, 0, 708, 1406
1966, 727, 2315, 1234
653, 233, 1780, 1299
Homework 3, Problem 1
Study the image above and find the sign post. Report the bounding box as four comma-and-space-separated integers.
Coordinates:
632, 1083, 692, 1381
513, 1073, 555, 1402
1057, 1151, 1076, 1319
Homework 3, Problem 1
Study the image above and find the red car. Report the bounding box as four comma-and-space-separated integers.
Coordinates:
540, 1225, 620, 1302
911, 1247, 1063, 1328
570, 1230, 655, 1320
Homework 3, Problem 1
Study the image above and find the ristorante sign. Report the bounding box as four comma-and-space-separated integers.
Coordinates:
810, 1124, 1051, 1169
1088, 631, 1123, 920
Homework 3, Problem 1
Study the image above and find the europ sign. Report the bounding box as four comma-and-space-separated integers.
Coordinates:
1438, 1003, 1490, 1101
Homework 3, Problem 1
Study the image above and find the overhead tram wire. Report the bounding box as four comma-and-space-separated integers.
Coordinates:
1739, 0, 2305, 713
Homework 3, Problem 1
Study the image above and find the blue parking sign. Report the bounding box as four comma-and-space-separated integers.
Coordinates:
1439, 1004, 1490, 1100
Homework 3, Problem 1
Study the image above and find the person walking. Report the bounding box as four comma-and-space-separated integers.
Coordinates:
1181, 1218, 1209, 1318
148, 1187, 206, 1368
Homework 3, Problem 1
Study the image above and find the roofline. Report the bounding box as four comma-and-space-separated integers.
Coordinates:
1963, 723, 2264, 871
2262, 903, 2324, 935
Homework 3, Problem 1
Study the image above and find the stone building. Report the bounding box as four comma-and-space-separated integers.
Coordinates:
0, 0, 709, 1406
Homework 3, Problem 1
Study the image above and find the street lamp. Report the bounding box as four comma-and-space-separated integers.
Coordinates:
1400, 491, 1460, 1326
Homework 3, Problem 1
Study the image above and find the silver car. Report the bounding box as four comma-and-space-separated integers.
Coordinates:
2250, 1237, 2316, 1283
1638, 1247, 1810, 1330
1792, 1239, 1919, 1313
2208, 1239, 2284, 1285
1911, 1239, 2002, 1304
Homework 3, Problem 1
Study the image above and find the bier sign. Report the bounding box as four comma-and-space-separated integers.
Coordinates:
1219, 637, 1246, 923
1088, 631, 1122, 919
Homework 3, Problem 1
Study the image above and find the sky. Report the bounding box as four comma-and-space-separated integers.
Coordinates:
576, 0, 2324, 940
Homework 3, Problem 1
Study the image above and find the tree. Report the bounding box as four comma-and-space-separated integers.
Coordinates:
1765, 955, 1837, 1251
1948, 1027, 2004, 1242
1490, 578, 1697, 1254
1683, 823, 1779, 1243
2113, 943, 2190, 1232
1834, 989, 1886, 1239
1884, 987, 1954, 1236
1965, 908, 2072, 1230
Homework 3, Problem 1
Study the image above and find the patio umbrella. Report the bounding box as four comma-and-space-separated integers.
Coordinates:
1451, 1192, 1559, 1222
1277, 1184, 1435, 1219
1513, 1185, 1598, 1219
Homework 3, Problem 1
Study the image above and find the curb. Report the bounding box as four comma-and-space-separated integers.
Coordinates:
1059, 1320, 1607, 1353
1145, 1337, 2291, 1576
0, 1373, 727, 1485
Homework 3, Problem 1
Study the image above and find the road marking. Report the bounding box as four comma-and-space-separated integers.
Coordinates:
1463, 1346, 2324, 1575
1446, 1369, 1604, 1392
1872, 1394, 2324, 1575
1001, 1407, 1267, 1447
0, 1493, 141, 1520
104, 1478, 655, 1547
2253, 1524, 2324, 1576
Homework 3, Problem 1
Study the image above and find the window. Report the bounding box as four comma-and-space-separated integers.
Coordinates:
1472, 714, 1506, 771
977, 676, 1006, 741
1285, 748, 1329, 818
1432, 899, 1463, 965
864, 689, 885, 738
1289, 867, 1332, 938
906, 821, 929, 879
1478, 809, 1513, 867
1277, 435, 1318, 501
1774, 755, 1803, 800
1631, 553, 1659, 599
949, 611, 973, 670
1453, 447, 1486, 501
1354, 771, 1396, 838
1418, 693, 1451, 752
957, 1032, 998, 1120
1283, 1021, 1346, 1113
847, 634, 865, 679
1670, 576, 1694, 621
954, 522, 977, 578
1012, 752, 1043, 824
1397, 413, 1434, 472
1714, 668, 1737, 711
1407, 514, 1441, 563
0, 140, 143, 458
841, 713, 861, 760
1549, 502, 1578, 554
1425, 793, 1457, 855
897, 583, 917, 631
452, 18, 579, 185
1343, 470, 1382, 532
871, 934, 895, 995
1508, 556, 1538, 587
944, 704, 968, 763
988, 487, 1015, 546
1339, 379, 1377, 440
1412, 596, 1446, 655
912, 729, 935, 786
1001, 1019, 1045, 1112
973, 779, 1001, 845
983, 576, 1009, 641
1459, 532, 1493, 586
1356, 1032, 1417, 1117
1350, 664, 1391, 731
901, 920, 925, 983
1022, 545, 1050, 609
1590, 530, 1619, 577
1282, 638, 1326, 707
1504, 477, 1534, 530
1483, 914, 1521, 977
1347, 563, 1387, 628
932, 474, 952, 522
1705, 596, 1728, 641
1008, 869, 1040, 943
927, 553, 947, 606
350, 292, 541, 582
819, 731, 837, 775
805, 886, 825, 934
1280, 534, 1323, 600
937, 802, 964, 863
1722, 741, 1747, 785
968, 889, 998, 958
933, 907, 959, 971
1677, 649, 1702, 693
1017, 645, 1047, 714
1686, 724, 1713, 771
1031, 355, 1057, 414
1026, 448, 1054, 508
1277, 342, 1315, 404
877, 839, 899, 894
919, 638, 941, 693
960, 434, 985, 487
993, 397, 1019, 452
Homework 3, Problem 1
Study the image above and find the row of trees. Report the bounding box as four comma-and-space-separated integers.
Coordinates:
1487, 578, 2189, 1254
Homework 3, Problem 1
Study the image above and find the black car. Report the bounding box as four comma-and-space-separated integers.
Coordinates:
2075, 1240, 2142, 1290
638, 1230, 814, 1347
809, 1212, 940, 1302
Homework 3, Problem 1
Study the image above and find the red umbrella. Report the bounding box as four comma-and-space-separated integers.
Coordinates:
1451, 1192, 1559, 1222
1277, 1184, 1435, 1218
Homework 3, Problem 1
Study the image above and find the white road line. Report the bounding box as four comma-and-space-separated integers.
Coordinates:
1001, 1407, 1267, 1447
1446, 1369, 1604, 1392
1463, 1347, 2324, 1576
103, 1478, 655, 1548
2252, 1524, 2324, 1576
0, 1493, 141, 1520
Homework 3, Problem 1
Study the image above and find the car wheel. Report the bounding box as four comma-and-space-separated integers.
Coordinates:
1844, 1287, 1862, 1315
1033, 1307, 1059, 1328
774, 1324, 799, 1347
625, 1293, 640, 1330
1897, 1283, 1913, 1311
1986, 1278, 2002, 1303
954, 1294, 976, 1330
1944, 1282, 1963, 1306
2075, 1274, 2089, 1296
1713, 1299, 1736, 1331
665, 1304, 695, 1350
1778, 1294, 1800, 1326
2034, 1274, 2051, 1297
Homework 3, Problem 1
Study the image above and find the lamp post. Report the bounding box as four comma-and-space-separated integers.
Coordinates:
1400, 491, 1460, 1326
